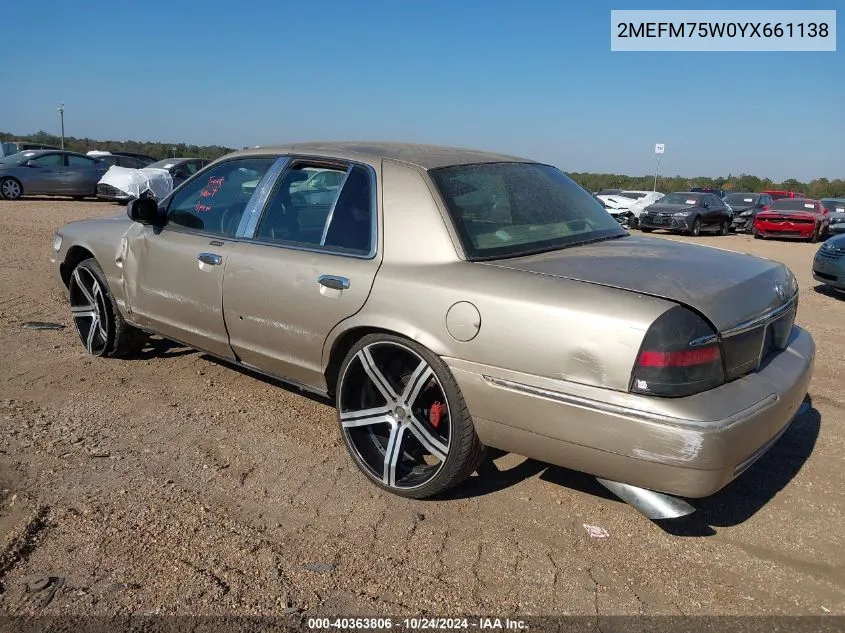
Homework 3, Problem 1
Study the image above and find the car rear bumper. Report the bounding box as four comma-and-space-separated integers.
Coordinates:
446, 325, 814, 498
754, 221, 815, 239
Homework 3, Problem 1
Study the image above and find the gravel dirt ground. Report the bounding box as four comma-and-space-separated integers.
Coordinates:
0, 199, 843, 620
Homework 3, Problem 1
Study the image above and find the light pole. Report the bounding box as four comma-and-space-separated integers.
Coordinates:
58, 103, 65, 149
653, 143, 665, 191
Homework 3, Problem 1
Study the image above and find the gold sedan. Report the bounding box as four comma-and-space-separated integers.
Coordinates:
51, 143, 814, 520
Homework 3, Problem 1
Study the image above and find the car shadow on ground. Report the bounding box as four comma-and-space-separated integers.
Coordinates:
448, 397, 820, 537
813, 284, 845, 301
201, 354, 332, 406
132, 337, 197, 361
544, 395, 820, 536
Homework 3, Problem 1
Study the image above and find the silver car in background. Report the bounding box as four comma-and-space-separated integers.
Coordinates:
812, 233, 845, 291
0, 150, 109, 200
821, 198, 845, 235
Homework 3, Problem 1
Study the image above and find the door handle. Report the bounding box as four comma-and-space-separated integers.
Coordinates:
318, 275, 350, 290
197, 252, 223, 266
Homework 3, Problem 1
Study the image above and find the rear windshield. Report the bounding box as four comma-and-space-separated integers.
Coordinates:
724, 193, 759, 205
429, 162, 626, 260
769, 199, 817, 212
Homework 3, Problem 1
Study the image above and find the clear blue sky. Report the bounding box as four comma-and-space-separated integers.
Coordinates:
2, 0, 842, 181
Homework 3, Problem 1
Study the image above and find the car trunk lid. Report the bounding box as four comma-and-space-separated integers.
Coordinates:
483, 235, 794, 333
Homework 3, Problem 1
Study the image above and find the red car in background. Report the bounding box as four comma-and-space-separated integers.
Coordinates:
753, 198, 829, 242
762, 190, 806, 200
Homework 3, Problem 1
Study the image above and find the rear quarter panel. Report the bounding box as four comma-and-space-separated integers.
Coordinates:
324, 159, 674, 392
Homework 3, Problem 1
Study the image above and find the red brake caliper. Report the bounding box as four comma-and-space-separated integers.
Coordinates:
429, 401, 443, 429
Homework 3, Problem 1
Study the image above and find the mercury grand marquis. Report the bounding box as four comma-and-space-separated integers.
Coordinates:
51, 142, 815, 519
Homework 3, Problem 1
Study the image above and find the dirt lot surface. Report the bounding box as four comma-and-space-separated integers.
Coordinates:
0, 199, 843, 620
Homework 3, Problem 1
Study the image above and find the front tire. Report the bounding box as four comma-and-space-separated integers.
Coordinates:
689, 217, 702, 237
0, 177, 23, 200
68, 258, 146, 358
809, 225, 821, 243
718, 219, 728, 236
336, 334, 486, 499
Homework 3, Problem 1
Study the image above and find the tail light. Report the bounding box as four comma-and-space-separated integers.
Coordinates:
631, 306, 724, 398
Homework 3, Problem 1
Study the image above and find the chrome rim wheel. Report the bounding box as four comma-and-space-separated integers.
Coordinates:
69, 267, 109, 356
339, 341, 451, 490
1, 179, 21, 200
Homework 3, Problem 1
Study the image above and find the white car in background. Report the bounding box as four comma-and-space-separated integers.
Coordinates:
598, 190, 665, 228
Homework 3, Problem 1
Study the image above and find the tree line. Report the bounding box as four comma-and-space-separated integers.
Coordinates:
569, 172, 844, 200
4, 130, 842, 199
1, 131, 235, 162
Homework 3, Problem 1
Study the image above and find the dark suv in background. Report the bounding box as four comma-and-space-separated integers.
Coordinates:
726, 192, 774, 233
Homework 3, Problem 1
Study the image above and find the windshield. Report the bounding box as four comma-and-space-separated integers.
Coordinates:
146, 159, 178, 170
769, 199, 818, 212
724, 193, 759, 206
822, 199, 845, 212
660, 193, 703, 205
429, 162, 626, 260
0, 151, 36, 166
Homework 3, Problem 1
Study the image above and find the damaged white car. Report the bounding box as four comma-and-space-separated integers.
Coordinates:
96, 158, 209, 203
599, 191, 665, 229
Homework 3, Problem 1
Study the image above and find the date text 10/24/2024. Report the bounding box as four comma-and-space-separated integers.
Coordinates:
307, 617, 529, 630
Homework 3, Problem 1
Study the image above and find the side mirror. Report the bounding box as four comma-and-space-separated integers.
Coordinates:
127, 197, 164, 227
702, 201, 709, 208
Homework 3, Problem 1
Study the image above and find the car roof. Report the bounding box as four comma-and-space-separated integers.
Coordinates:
229, 141, 533, 170
15, 149, 90, 158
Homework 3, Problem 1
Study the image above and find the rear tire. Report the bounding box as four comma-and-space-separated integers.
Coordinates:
68, 258, 146, 358
336, 333, 486, 499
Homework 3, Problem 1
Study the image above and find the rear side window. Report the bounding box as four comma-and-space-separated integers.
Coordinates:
67, 155, 97, 167
255, 163, 374, 256
166, 158, 275, 236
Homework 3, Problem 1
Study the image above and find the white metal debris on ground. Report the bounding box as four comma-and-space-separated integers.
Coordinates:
583, 524, 610, 538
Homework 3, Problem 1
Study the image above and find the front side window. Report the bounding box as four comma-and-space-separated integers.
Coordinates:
429, 162, 625, 260
255, 163, 374, 255
166, 157, 275, 236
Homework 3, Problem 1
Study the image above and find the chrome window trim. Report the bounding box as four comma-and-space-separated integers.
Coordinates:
319, 165, 353, 246
242, 157, 380, 261
236, 156, 291, 238
721, 293, 798, 337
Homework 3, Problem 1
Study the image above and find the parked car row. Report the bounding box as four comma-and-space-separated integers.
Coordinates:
0, 148, 210, 202
597, 188, 836, 244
